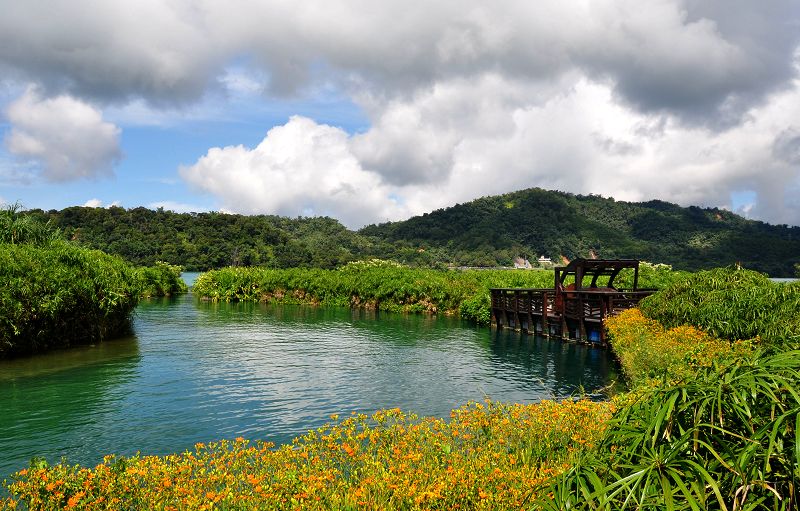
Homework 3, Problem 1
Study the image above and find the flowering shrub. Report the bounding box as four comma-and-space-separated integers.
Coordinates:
606, 308, 754, 385
1, 400, 612, 510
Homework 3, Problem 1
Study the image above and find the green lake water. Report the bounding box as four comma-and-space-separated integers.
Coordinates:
0, 282, 620, 479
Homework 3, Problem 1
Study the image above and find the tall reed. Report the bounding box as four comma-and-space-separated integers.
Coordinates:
193, 260, 681, 325
640, 266, 800, 347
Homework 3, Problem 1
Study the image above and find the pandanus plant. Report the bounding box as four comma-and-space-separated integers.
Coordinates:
0, 203, 61, 246
537, 349, 799, 510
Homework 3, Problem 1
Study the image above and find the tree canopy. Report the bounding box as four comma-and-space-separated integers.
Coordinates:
21, 187, 800, 276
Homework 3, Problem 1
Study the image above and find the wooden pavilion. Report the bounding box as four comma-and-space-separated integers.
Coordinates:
490, 259, 655, 346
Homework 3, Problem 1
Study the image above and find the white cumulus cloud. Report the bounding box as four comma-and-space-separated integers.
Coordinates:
82, 198, 121, 208
180, 75, 800, 228
2, 1, 800, 225
180, 116, 407, 228
4, 87, 121, 181
147, 201, 206, 213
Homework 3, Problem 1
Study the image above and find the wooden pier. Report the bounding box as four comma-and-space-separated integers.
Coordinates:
490, 259, 655, 346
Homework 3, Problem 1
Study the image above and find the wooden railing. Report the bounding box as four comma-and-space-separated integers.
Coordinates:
489, 288, 656, 344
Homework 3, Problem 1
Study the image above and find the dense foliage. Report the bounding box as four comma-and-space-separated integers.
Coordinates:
539, 350, 799, 510
193, 261, 555, 325
639, 266, 800, 346
21, 187, 800, 275
0, 400, 612, 510
536, 270, 800, 510
0, 206, 187, 357
26, 206, 372, 271
362, 188, 800, 276
0, 203, 62, 245
135, 261, 188, 298
0, 242, 141, 358
193, 261, 683, 325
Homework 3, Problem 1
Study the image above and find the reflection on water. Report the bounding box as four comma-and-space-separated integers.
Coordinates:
0, 336, 140, 381
0, 339, 141, 479
0, 292, 619, 479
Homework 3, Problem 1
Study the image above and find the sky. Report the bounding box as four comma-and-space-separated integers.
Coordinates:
1, 1, 799, 229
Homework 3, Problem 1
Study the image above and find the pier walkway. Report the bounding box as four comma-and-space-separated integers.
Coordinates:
490, 259, 655, 346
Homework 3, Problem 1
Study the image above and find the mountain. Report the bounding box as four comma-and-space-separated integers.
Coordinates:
22, 187, 800, 276
359, 188, 800, 276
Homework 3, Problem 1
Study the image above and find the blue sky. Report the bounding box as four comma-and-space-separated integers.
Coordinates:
1, 1, 799, 228
0, 73, 370, 214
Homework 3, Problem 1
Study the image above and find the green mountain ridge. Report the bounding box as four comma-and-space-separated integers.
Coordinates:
361, 188, 800, 275
21, 187, 800, 276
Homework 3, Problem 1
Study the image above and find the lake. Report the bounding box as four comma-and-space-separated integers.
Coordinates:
0, 281, 620, 479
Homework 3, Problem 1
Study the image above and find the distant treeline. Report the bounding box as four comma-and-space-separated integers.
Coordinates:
24, 206, 372, 271
361, 188, 800, 277
22, 187, 800, 275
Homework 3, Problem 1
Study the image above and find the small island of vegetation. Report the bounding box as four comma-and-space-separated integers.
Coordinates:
0, 205, 186, 359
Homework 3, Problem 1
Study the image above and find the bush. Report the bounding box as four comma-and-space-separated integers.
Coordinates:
135, 261, 188, 297
640, 266, 800, 347
0, 242, 141, 357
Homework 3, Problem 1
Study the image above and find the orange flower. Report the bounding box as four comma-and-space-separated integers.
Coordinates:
67, 494, 81, 508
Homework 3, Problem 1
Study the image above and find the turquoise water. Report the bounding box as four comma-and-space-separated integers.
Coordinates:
0, 287, 619, 479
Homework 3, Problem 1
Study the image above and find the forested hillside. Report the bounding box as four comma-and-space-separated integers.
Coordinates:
24, 207, 375, 271
22, 187, 800, 275
361, 188, 800, 276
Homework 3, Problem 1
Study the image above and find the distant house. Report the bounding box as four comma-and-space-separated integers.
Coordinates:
513, 257, 532, 269
538, 256, 553, 265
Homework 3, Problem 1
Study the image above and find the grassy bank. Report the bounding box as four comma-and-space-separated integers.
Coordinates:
193, 260, 681, 325
193, 260, 554, 324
